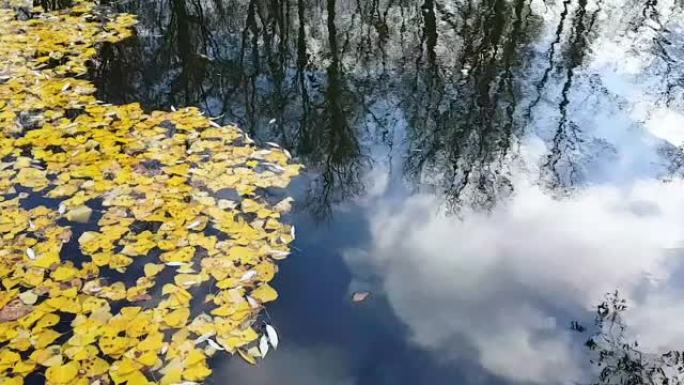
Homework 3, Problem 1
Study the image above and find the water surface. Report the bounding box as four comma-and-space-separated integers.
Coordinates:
94, 1, 684, 383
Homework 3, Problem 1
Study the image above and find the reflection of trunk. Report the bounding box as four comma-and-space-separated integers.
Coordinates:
168, 0, 213, 107
295, 0, 311, 151
495, 0, 528, 151
34, 0, 72, 10
526, 0, 572, 121
303, 0, 363, 218
421, 0, 438, 68
405, 0, 534, 210
544, 0, 596, 187
172, 0, 195, 106
240, 0, 259, 133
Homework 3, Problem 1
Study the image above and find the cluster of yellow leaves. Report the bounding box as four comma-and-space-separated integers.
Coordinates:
0, 1, 301, 384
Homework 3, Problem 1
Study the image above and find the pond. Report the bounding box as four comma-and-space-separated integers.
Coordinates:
12, 0, 684, 384
93, 0, 684, 384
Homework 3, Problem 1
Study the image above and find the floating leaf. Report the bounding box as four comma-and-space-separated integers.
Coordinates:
352, 291, 371, 303
259, 334, 269, 358
251, 284, 278, 303
265, 324, 279, 350
45, 361, 79, 384
64, 205, 92, 223
0, 2, 300, 383
18, 290, 37, 305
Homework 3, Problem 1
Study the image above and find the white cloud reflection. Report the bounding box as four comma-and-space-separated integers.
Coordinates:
217, 345, 354, 385
345, 179, 684, 383
343, 0, 684, 379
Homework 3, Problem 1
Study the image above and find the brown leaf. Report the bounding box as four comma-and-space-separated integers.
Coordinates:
129, 293, 152, 302
0, 298, 33, 322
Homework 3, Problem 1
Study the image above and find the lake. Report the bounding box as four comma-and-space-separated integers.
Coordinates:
91, 0, 684, 384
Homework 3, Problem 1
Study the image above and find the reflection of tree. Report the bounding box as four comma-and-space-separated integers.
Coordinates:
583, 292, 684, 385
33, 0, 72, 10
403, 0, 539, 210
93, 0, 544, 213
541, 0, 602, 188
626, 0, 684, 108
92, 0, 684, 215
295, 0, 366, 219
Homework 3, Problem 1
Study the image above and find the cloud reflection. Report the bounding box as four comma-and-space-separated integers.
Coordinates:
344, 178, 684, 384
216, 345, 354, 385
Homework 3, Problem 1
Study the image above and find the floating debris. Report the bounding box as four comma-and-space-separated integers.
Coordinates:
352, 291, 371, 303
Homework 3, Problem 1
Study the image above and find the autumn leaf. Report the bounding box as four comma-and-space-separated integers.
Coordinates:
0, 2, 300, 383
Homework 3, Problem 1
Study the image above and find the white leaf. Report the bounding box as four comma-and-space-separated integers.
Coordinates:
265, 141, 280, 148
19, 290, 37, 305
26, 247, 36, 260
273, 197, 293, 214
264, 162, 286, 173
209, 120, 221, 128
265, 324, 279, 349
259, 334, 269, 358
207, 338, 225, 351
240, 270, 257, 281
28, 220, 35, 230
283, 149, 292, 159
268, 118, 276, 125
194, 332, 214, 345
165, 262, 187, 267
290, 225, 296, 239
58, 203, 66, 215
268, 249, 289, 260
246, 295, 260, 309
185, 219, 201, 230
171, 105, 177, 112
254, 150, 272, 157
217, 199, 237, 209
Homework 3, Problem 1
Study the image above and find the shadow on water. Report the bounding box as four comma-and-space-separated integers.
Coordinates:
86, 0, 684, 384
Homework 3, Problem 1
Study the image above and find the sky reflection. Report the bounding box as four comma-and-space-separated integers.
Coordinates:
91, 0, 684, 383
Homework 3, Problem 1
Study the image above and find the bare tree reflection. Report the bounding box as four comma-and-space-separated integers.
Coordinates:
92, 0, 684, 217
583, 292, 684, 385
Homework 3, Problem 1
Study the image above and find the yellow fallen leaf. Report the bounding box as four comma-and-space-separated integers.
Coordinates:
64, 205, 92, 223
45, 361, 79, 384
18, 290, 38, 305
251, 284, 278, 303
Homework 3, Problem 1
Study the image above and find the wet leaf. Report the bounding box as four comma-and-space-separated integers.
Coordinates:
45, 361, 79, 384
265, 324, 279, 350
0, 1, 300, 383
0, 299, 33, 322
259, 334, 269, 358
65, 205, 92, 223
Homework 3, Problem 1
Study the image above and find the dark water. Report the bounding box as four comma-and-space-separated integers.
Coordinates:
93, 0, 684, 384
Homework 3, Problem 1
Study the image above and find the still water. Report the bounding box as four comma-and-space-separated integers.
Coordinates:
93, 0, 684, 384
